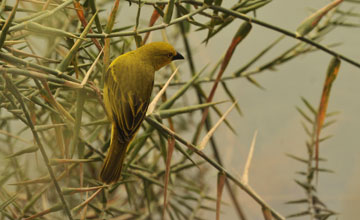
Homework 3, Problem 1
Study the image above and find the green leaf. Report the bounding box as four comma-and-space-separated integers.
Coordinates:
296, 106, 314, 124
0, 193, 18, 210
163, 0, 175, 24
24, 22, 81, 39
301, 97, 317, 115
157, 101, 227, 118
6, 145, 38, 158
0, 0, 19, 49
296, 0, 343, 37
285, 153, 308, 164
57, 11, 98, 72
221, 82, 242, 115
287, 210, 310, 218
285, 199, 308, 204
294, 180, 316, 191
160, 66, 206, 110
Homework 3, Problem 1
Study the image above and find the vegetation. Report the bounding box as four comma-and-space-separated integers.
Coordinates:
0, 0, 358, 219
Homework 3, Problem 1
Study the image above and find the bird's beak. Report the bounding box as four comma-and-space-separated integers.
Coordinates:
172, 52, 184, 60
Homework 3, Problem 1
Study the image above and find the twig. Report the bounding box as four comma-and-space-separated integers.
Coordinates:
84, 6, 209, 38
3, 74, 74, 220
145, 116, 285, 220
210, 5, 360, 69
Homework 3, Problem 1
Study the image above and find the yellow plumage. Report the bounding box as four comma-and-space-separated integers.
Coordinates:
100, 42, 184, 184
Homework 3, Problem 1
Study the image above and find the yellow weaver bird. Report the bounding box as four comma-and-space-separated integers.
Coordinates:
100, 42, 184, 184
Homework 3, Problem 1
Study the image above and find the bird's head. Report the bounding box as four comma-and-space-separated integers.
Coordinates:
139, 42, 184, 71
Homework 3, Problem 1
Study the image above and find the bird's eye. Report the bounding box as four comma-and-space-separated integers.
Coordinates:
167, 53, 173, 58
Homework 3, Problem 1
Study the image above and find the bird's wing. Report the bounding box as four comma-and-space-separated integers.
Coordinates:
105, 64, 150, 143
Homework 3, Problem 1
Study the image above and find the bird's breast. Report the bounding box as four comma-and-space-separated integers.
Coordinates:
113, 58, 155, 101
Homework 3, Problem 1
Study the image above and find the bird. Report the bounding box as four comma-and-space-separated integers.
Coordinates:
100, 42, 184, 184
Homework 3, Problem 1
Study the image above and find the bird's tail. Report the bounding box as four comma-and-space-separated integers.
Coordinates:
100, 123, 129, 184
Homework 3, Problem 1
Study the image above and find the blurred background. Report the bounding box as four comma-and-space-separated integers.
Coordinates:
192, 0, 360, 219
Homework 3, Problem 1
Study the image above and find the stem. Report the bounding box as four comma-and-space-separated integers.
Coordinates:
210, 5, 360, 69
3, 74, 74, 220
84, 6, 209, 38
145, 116, 285, 220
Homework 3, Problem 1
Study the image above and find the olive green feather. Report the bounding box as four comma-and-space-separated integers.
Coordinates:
100, 42, 184, 184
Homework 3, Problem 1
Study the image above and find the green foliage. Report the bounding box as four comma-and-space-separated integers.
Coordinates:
0, 0, 358, 220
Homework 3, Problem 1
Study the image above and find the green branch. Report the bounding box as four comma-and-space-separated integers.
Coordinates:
145, 116, 285, 220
